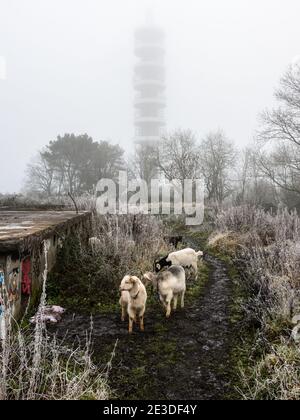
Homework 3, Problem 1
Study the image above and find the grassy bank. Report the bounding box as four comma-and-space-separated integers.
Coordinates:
208, 206, 300, 400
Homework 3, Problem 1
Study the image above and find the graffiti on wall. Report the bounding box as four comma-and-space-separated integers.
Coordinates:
21, 257, 31, 296
0, 268, 4, 288
6, 256, 21, 315
0, 267, 4, 318
0, 267, 4, 339
8, 268, 20, 303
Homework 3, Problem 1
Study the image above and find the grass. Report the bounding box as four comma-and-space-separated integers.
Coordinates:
209, 205, 300, 400
185, 262, 211, 303
41, 216, 235, 400
82, 233, 211, 400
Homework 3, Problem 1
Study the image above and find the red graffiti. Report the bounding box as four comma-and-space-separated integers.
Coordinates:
22, 258, 31, 296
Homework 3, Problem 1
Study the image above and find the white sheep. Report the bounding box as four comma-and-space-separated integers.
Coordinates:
119, 275, 147, 333
144, 265, 186, 318
155, 248, 203, 279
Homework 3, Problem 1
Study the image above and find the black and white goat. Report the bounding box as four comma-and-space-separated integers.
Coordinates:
154, 247, 203, 279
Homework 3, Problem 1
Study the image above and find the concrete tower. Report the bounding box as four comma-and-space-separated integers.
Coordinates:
134, 16, 166, 146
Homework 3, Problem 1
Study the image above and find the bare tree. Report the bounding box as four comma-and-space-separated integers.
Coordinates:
256, 142, 300, 195
158, 129, 201, 183
259, 62, 300, 146
235, 147, 252, 204
130, 143, 159, 184
25, 153, 54, 196
199, 131, 236, 203
257, 62, 300, 196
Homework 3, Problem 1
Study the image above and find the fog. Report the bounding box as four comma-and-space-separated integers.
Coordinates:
0, 0, 299, 193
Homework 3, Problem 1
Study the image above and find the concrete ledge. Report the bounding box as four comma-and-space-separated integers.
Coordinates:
0, 211, 91, 253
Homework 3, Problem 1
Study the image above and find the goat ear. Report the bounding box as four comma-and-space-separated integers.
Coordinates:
130, 276, 139, 283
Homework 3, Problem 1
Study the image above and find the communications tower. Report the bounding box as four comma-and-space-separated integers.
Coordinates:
134, 18, 166, 146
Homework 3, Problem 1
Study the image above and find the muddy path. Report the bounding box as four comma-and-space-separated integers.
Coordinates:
51, 249, 241, 400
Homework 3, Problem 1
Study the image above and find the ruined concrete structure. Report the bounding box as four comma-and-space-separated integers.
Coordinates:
0, 211, 91, 320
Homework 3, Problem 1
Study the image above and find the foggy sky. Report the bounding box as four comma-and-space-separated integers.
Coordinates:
0, 0, 300, 193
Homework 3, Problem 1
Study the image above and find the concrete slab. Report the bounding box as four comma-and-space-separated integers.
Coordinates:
0, 211, 91, 253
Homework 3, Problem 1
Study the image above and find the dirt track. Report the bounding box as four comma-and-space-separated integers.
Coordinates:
52, 252, 240, 400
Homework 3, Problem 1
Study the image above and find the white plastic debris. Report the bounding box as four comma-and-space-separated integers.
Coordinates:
51, 305, 65, 315
292, 314, 300, 325
0, 296, 5, 340
30, 305, 65, 325
291, 324, 300, 344
0, 315, 5, 340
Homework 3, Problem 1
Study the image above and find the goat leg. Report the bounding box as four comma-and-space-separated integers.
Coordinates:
139, 316, 144, 332
121, 304, 127, 321
166, 301, 171, 318
173, 295, 178, 310
129, 317, 134, 334
181, 291, 185, 308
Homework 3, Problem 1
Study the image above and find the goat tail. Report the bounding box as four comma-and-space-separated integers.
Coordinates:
196, 250, 204, 257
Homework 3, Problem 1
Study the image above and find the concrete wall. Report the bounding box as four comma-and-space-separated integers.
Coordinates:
0, 213, 92, 324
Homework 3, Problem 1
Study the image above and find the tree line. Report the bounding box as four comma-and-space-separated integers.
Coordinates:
26, 61, 300, 210
26, 134, 124, 196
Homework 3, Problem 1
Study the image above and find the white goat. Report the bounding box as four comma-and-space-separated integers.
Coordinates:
144, 265, 186, 318
119, 275, 147, 333
155, 248, 203, 279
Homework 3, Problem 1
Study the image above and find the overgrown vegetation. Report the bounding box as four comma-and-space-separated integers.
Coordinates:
0, 193, 66, 210
48, 214, 169, 313
0, 192, 97, 212
46, 214, 216, 400
0, 320, 110, 400
209, 205, 300, 400
0, 242, 110, 401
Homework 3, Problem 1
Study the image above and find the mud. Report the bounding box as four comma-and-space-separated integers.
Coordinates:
51, 253, 240, 400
